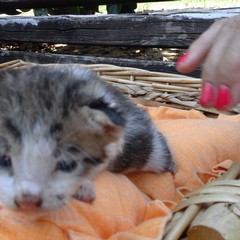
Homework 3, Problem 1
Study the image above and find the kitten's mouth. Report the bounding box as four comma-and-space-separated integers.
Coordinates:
15, 198, 43, 212
72, 193, 95, 203
16, 202, 40, 211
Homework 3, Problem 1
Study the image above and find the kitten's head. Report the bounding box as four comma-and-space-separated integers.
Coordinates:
0, 65, 125, 211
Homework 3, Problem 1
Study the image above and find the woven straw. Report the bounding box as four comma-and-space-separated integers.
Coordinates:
0, 59, 239, 116
163, 161, 240, 240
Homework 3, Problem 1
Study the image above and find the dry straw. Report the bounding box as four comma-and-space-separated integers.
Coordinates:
0, 59, 239, 116
163, 161, 240, 240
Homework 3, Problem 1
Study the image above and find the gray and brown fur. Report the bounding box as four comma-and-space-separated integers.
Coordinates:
0, 65, 176, 211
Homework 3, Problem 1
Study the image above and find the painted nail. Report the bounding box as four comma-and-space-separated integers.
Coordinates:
199, 83, 215, 107
175, 52, 189, 67
215, 85, 232, 110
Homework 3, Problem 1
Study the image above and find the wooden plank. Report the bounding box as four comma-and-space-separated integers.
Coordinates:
0, 50, 201, 77
0, 8, 239, 47
0, 14, 210, 48
1, 0, 178, 10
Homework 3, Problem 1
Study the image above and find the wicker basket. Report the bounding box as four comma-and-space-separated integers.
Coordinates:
1, 59, 240, 240
0, 59, 239, 116
164, 161, 240, 240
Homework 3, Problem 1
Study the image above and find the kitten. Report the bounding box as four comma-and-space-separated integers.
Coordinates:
0, 65, 176, 211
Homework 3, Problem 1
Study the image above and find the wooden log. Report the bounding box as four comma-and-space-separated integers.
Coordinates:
188, 203, 240, 240
0, 50, 201, 77
1, 9, 240, 47
0, 0, 177, 11
0, 11, 223, 47
164, 162, 240, 240
0, 14, 203, 48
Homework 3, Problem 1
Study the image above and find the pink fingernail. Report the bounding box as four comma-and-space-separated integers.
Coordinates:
199, 83, 215, 107
215, 85, 232, 110
175, 52, 189, 67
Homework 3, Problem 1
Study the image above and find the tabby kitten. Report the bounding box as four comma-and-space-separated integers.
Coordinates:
0, 65, 176, 211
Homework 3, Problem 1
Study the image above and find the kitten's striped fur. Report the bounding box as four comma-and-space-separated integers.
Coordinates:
0, 65, 176, 211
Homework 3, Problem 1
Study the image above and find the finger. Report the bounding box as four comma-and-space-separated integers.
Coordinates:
219, 33, 240, 108
231, 83, 240, 108
200, 32, 232, 109
201, 24, 234, 86
176, 19, 224, 73
201, 25, 240, 109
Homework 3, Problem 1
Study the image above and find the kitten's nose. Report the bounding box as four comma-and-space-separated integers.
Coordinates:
15, 195, 43, 211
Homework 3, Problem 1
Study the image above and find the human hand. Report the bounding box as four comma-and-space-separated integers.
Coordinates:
175, 15, 240, 110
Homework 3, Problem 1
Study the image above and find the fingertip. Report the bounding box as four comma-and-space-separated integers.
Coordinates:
175, 52, 199, 73
230, 83, 240, 108
214, 85, 232, 110
175, 53, 188, 67
199, 82, 215, 108
199, 84, 233, 110
175, 52, 189, 72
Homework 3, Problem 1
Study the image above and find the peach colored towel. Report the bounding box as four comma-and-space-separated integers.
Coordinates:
1, 106, 240, 240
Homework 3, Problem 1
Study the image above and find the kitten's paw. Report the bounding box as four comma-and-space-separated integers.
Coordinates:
141, 156, 178, 175
73, 181, 96, 203
155, 158, 178, 174
167, 159, 178, 174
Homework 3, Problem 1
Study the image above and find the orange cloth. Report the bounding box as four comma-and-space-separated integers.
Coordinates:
1, 106, 240, 240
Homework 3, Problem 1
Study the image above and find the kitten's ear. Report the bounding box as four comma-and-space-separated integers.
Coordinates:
76, 99, 126, 143
89, 99, 126, 127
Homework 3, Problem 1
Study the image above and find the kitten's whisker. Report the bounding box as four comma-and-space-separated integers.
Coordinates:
58, 126, 82, 144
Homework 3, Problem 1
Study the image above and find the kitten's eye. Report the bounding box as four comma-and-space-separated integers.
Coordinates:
83, 157, 102, 165
68, 146, 81, 154
0, 156, 12, 168
56, 160, 77, 172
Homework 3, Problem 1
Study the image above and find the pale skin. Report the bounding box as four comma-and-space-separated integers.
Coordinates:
176, 15, 240, 110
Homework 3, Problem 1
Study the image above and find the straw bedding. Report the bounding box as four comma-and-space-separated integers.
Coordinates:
1, 59, 239, 116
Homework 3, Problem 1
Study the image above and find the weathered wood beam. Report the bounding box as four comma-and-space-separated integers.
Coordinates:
0, 13, 210, 48
1, 0, 178, 10
1, 9, 239, 47
0, 50, 201, 77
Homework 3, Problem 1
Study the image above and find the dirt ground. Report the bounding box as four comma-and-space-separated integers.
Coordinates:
0, 41, 185, 62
